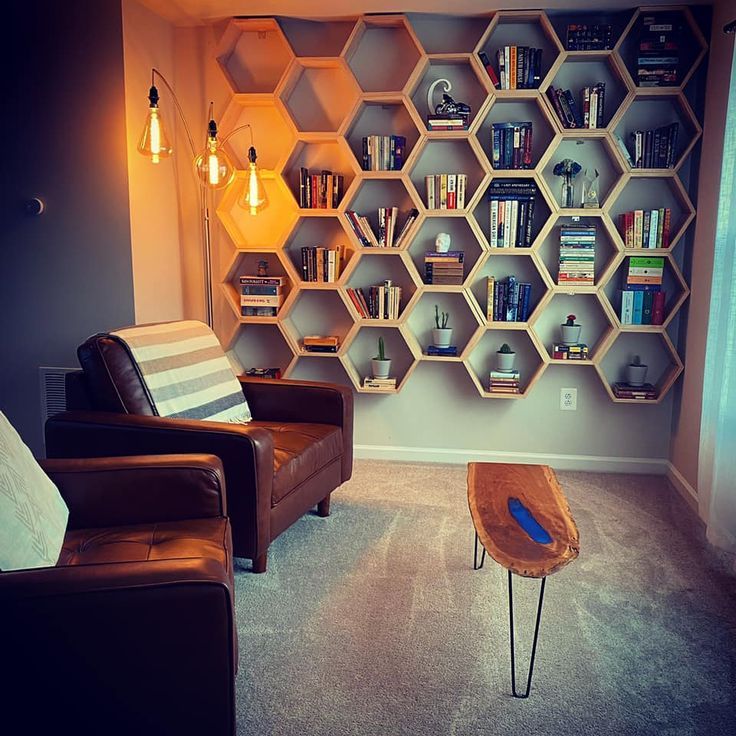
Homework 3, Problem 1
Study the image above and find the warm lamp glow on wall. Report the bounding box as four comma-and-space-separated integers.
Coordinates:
137, 68, 268, 326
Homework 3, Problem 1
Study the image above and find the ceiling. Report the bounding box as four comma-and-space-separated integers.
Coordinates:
138, 0, 709, 26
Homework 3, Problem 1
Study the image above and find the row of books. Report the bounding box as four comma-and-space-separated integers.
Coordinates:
552, 342, 589, 360
489, 369, 520, 394
361, 135, 406, 171
637, 13, 681, 87
546, 83, 605, 129
630, 123, 679, 168
613, 382, 657, 400
566, 23, 613, 51
346, 281, 402, 320
619, 256, 666, 325
299, 246, 341, 283
297, 168, 344, 209
425, 174, 468, 209
559, 224, 596, 286
425, 251, 464, 285
489, 180, 538, 248
302, 335, 339, 353
491, 46, 543, 90
427, 113, 469, 132
345, 207, 418, 248
486, 276, 532, 322
618, 209, 672, 249
491, 122, 533, 170
239, 275, 285, 317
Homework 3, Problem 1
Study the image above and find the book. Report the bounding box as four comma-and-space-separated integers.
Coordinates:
637, 13, 681, 87
361, 135, 406, 171
494, 46, 542, 90
427, 345, 458, 356
298, 168, 343, 208
363, 377, 397, 389
488, 179, 538, 248
552, 343, 589, 360
491, 122, 533, 170
244, 367, 282, 379
618, 208, 671, 248
613, 382, 657, 400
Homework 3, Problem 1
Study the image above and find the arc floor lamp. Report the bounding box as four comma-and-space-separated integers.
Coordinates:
137, 68, 268, 327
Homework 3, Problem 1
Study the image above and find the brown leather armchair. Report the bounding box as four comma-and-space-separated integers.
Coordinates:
0, 453, 236, 736
45, 331, 354, 572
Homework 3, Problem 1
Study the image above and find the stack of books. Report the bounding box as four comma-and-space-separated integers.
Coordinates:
489, 369, 520, 394
345, 208, 418, 248
637, 13, 681, 87
488, 180, 538, 248
552, 343, 589, 360
239, 275, 284, 317
494, 46, 543, 89
618, 208, 672, 249
425, 174, 468, 209
486, 276, 532, 322
244, 367, 282, 379
613, 382, 657, 400
425, 251, 464, 285
298, 169, 344, 209
300, 246, 341, 282
566, 24, 613, 50
491, 122, 533, 169
361, 135, 406, 171
559, 224, 596, 286
630, 123, 679, 168
427, 113, 469, 132
363, 376, 397, 389
302, 335, 339, 353
619, 257, 666, 325
346, 280, 402, 320
427, 345, 458, 357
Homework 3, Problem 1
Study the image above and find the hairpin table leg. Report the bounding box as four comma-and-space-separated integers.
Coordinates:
473, 531, 486, 570
508, 570, 547, 698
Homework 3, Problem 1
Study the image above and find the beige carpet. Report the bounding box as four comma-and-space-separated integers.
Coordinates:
233, 460, 736, 735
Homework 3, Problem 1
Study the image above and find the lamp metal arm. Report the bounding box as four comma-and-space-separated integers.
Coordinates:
220, 123, 255, 147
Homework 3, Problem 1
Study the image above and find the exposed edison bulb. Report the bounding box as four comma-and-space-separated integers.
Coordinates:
194, 120, 234, 190
138, 86, 172, 163
239, 146, 268, 215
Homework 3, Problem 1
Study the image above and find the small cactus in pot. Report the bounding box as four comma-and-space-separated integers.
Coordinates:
560, 313, 582, 345
432, 304, 453, 348
496, 342, 516, 372
371, 336, 392, 379
626, 354, 648, 386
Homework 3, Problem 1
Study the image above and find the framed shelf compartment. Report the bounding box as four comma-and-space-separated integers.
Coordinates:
595, 331, 683, 403
227, 323, 296, 379
342, 324, 418, 392
277, 18, 355, 58
407, 14, 491, 55
280, 289, 354, 356
535, 213, 620, 291
531, 292, 614, 363
545, 9, 634, 52
464, 327, 547, 398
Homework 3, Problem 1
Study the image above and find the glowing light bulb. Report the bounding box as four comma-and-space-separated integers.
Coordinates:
239, 146, 268, 215
137, 85, 172, 163
195, 119, 234, 190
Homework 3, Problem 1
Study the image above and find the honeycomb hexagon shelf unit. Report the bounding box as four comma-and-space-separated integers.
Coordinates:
212, 8, 706, 403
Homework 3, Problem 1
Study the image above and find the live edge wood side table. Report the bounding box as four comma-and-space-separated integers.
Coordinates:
467, 463, 580, 698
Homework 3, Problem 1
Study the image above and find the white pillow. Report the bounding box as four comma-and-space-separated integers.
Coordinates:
0, 411, 69, 570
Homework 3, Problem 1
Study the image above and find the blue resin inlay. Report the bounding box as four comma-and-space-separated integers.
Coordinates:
508, 497, 553, 544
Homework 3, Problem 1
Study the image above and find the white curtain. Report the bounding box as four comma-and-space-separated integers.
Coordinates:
699, 43, 736, 559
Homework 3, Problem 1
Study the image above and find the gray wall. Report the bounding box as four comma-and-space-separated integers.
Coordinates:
0, 0, 135, 453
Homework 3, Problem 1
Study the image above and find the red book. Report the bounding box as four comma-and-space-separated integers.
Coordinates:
651, 291, 666, 325
311, 175, 318, 209
523, 125, 533, 168
478, 52, 499, 87
662, 208, 671, 248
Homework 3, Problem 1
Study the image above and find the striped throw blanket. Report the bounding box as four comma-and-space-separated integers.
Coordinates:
111, 321, 251, 423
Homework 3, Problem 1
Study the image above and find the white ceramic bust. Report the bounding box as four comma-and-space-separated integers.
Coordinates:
435, 232, 451, 253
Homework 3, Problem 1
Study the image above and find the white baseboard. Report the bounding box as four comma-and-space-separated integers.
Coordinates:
665, 462, 699, 513
354, 444, 670, 475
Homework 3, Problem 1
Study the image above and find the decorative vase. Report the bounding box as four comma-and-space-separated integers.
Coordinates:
371, 358, 391, 379
626, 363, 648, 386
432, 328, 453, 348
560, 324, 582, 345
497, 351, 516, 372
560, 174, 575, 208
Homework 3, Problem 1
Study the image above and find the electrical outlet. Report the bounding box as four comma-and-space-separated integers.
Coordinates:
560, 387, 577, 411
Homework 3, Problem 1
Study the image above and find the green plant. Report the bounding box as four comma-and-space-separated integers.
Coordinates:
434, 304, 449, 329
564, 313, 578, 326
374, 336, 387, 361
630, 354, 646, 366
498, 343, 514, 354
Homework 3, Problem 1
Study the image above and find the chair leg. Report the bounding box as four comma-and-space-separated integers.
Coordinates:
317, 494, 331, 517
252, 553, 267, 573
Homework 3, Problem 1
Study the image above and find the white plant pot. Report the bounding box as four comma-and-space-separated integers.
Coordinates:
371, 358, 391, 379
560, 324, 582, 345
626, 364, 648, 386
496, 352, 517, 373
432, 328, 453, 348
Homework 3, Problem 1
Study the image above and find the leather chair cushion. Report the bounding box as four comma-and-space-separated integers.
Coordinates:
58, 518, 231, 569
250, 422, 343, 505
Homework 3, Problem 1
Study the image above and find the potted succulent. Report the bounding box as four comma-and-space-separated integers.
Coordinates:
626, 355, 648, 386
432, 305, 452, 348
371, 336, 391, 379
497, 343, 516, 372
560, 314, 582, 345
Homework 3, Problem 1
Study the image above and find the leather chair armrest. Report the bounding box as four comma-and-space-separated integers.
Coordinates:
238, 377, 354, 481
45, 411, 274, 560
41, 454, 226, 530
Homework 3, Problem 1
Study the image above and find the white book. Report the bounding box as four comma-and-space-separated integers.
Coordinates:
490, 200, 499, 247
509, 199, 519, 247
648, 209, 659, 248
458, 174, 467, 209
589, 89, 598, 129
425, 175, 435, 209
621, 291, 634, 324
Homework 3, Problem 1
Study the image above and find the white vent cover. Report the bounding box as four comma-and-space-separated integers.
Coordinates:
39, 366, 76, 426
